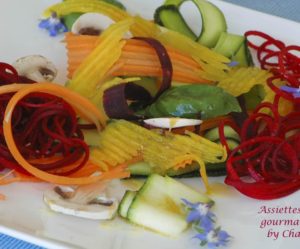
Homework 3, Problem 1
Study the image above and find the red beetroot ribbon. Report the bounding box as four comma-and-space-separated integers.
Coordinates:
221, 31, 300, 199
103, 37, 172, 119
0, 62, 89, 175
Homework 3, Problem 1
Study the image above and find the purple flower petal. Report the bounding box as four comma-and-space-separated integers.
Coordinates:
186, 210, 201, 223
207, 241, 218, 249
293, 92, 300, 98
193, 232, 207, 241
207, 211, 216, 220
181, 198, 200, 209
182, 198, 231, 248
280, 85, 300, 93
227, 61, 239, 67
218, 230, 230, 240
49, 27, 58, 37
200, 217, 215, 232
38, 13, 67, 37
56, 22, 68, 32
218, 230, 231, 245
38, 19, 50, 29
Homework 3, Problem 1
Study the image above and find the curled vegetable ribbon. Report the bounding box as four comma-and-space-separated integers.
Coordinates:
221, 31, 300, 200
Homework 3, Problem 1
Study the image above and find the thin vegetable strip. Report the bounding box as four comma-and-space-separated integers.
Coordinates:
90, 119, 226, 190
0, 82, 128, 185
245, 30, 300, 88
65, 33, 209, 83
224, 94, 300, 199
68, 18, 133, 97
0, 83, 91, 176
222, 31, 300, 199
44, 0, 230, 82
0, 63, 19, 84
43, 0, 130, 21
103, 37, 173, 119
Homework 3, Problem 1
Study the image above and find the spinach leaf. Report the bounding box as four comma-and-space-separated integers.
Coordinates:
142, 84, 241, 119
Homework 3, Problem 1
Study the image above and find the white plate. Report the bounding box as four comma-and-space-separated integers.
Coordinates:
1, 1, 300, 248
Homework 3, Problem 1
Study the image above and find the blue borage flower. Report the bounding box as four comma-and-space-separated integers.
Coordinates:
38, 12, 67, 37
182, 198, 231, 248
182, 198, 215, 231
227, 61, 239, 67
280, 85, 300, 98
195, 227, 231, 249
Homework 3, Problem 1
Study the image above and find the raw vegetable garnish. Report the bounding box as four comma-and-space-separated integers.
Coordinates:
0, 62, 20, 84
1, 90, 89, 175
220, 31, 300, 199
6, 1, 300, 247
90, 119, 226, 190
65, 33, 208, 83
39, 0, 124, 37
154, 0, 227, 48
35, 0, 300, 202
118, 174, 213, 237
0, 63, 32, 172
182, 198, 231, 248
41, 0, 230, 81
142, 84, 241, 119
0, 62, 34, 84
37, 0, 278, 182
0, 77, 129, 186
102, 36, 173, 119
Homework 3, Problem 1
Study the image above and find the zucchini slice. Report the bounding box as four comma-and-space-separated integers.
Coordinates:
204, 125, 240, 142
128, 161, 154, 176
232, 41, 254, 67
213, 32, 245, 58
154, 0, 227, 48
192, 0, 227, 47
128, 160, 226, 177
126, 174, 211, 236
204, 125, 240, 151
154, 5, 197, 40
213, 32, 253, 66
118, 190, 137, 218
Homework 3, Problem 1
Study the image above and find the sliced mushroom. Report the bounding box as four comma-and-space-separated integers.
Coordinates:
144, 117, 202, 129
43, 181, 119, 220
13, 55, 57, 82
71, 13, 115, 36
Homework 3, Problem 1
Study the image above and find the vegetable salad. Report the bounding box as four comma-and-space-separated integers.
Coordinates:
1, 0, 300, 247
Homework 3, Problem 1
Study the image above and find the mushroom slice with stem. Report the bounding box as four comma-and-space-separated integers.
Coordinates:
71, 13, 116, 36
43, 181, 119, 220
13, 55, 57, 82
